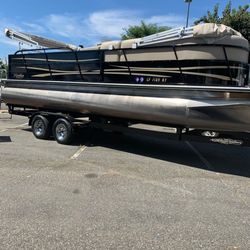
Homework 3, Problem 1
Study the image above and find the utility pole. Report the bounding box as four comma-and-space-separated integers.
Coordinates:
185, 0, 192, 28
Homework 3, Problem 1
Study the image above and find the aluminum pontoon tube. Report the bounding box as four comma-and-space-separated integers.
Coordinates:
2, 87, 250, 132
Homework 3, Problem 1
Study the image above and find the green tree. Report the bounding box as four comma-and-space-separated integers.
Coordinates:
0, 60, 7, 79
195, 1, 250, 42
122, 21, 170, 40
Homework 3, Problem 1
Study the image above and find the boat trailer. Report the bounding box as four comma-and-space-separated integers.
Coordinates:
5, 104, 250, 147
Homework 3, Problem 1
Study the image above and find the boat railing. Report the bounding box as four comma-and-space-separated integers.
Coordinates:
14, 47, 72, 55
14, 47, 85, 81
10, 43, 249, 86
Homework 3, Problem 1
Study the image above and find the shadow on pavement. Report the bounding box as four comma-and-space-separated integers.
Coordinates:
0, 136, 11, 143
22, 127, 250, 178
76, 128, 250, 178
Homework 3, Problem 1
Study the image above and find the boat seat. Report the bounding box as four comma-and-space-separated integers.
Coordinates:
100, 41, 121, 50
99, 41, 121, 62
120, 38, 141, 49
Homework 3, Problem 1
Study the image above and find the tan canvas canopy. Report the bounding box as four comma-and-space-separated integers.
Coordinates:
193, 23, 242, 38
5, 23, 249, 51
90, 23, 249, 50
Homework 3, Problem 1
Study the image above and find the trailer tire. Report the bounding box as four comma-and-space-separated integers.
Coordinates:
31, 115, 51, 140
53, 118, 74, 145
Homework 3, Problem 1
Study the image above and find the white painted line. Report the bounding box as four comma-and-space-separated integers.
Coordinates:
71, 145, 87, 160
185, 141, 213, 170
0, 122, 28, 133
13, 122, 28, 128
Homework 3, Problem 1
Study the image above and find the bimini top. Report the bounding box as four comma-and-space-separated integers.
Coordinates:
87, 23, 249, 51
5, 23, 249, 51
5, 28, 81, 50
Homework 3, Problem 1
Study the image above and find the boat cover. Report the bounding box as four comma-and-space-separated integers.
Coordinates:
193, 23, 249, 49
88, 23, 249, 50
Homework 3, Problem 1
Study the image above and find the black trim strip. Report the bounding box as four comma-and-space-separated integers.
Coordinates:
173, 46, 183, 78
43, 48, 53, 79
4, 79, 250, 94
223, 46, 233, 84
122, 49, 132, 77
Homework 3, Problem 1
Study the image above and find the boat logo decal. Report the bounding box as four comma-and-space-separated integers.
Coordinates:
13, 73, 24, 79
135, 77, 144, 83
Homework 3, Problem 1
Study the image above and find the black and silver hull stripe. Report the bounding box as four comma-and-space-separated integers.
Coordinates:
4, 79, 250, 99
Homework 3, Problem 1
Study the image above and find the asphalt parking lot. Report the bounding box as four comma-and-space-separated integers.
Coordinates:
0, 107, 250, 249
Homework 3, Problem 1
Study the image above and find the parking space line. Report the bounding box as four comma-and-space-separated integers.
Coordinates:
71, 145, 88, 159
185, 141, 214, 171
13, 123, 29, 128
104, 170, 193, 195
0, 122, 28, 133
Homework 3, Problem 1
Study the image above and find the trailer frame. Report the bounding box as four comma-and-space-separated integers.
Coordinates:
5, 104, 250, 147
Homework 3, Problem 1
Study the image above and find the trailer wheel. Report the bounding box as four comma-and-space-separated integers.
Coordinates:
31, 115, 51, 140
53, 118, 74, 145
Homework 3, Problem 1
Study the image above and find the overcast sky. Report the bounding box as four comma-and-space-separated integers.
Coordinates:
0, 0, 249, 58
